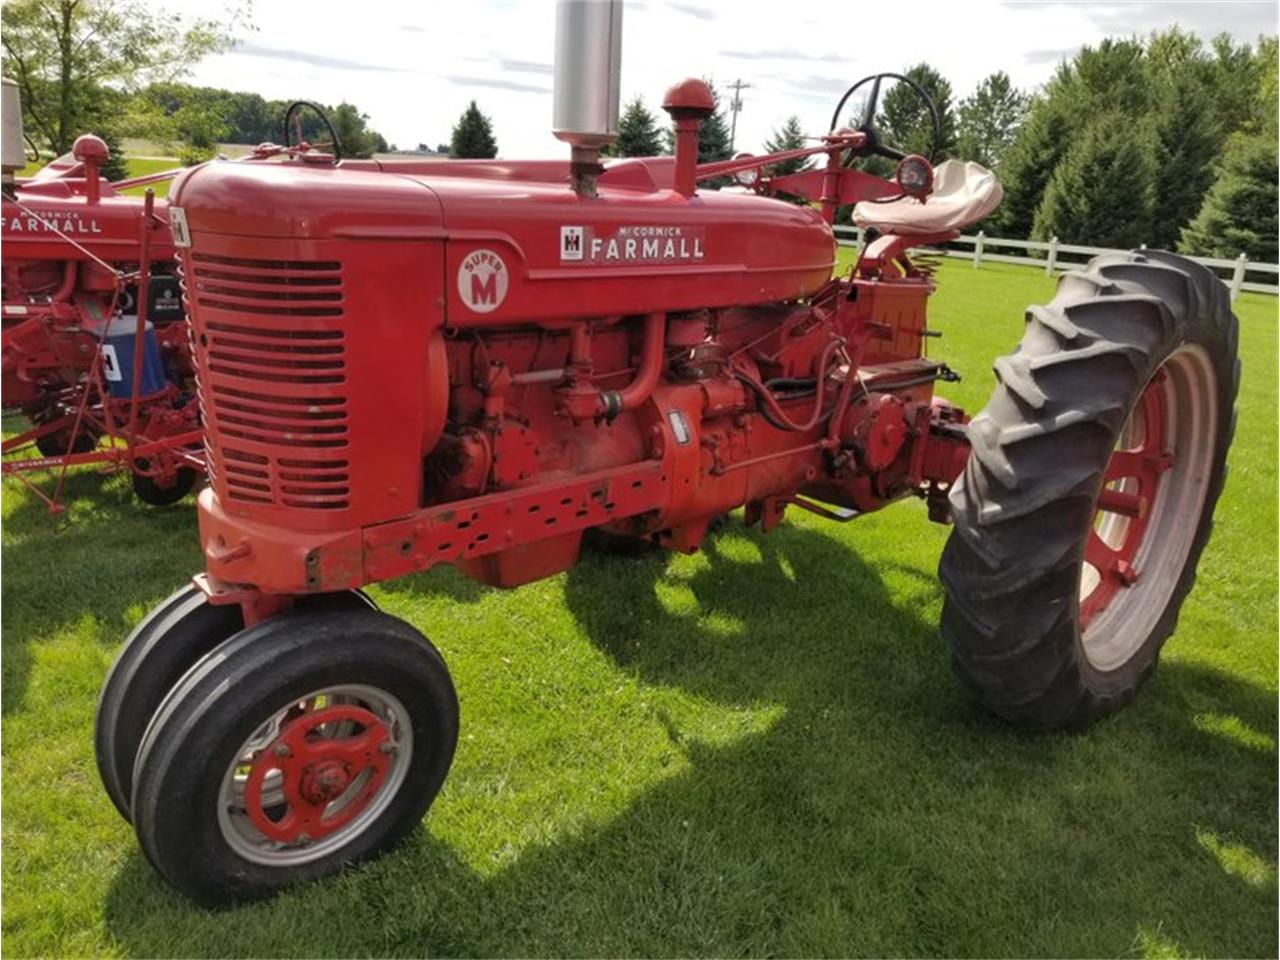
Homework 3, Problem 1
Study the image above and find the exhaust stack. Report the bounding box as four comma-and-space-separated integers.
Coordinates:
552, 0, 623, 197
2, 77, 25, 188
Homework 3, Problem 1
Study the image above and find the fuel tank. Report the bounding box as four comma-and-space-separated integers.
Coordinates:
168, 157, 837, 327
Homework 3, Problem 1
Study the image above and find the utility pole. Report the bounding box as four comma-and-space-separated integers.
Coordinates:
727, 78, 753, 153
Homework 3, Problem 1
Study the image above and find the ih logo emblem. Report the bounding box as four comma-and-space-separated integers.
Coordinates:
560, 226, 584, 261
457, 248, 509, 313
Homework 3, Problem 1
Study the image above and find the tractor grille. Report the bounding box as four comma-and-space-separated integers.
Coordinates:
188, 253, 351, 510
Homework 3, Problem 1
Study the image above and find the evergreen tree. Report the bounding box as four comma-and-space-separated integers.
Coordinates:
955, 71, 1027, 169
450, 101, 497, 159
1179, 133, 1278, 263
98, 128, 128, 181
996, 40, 1148, 235
1070, 37, 1150, 114
1250, 35, 1278, 138
1030, 113, 1155, 248
608, 96, 663, 157
877, 63, 957, 159
762, 115, 811, 175
696, 80, 732, 164
1208, 32, 1266, 137
1146, 42, 1223, 249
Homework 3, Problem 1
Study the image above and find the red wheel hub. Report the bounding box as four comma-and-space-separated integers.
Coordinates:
1080, 370, 1173, 631
244, 704, 391, 844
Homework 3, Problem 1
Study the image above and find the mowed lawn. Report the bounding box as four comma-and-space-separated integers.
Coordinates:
19, 156, 182, 196
1, 259, 1275, 958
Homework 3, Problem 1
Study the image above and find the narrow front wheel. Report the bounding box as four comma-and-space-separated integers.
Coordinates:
130, 607, 458, 906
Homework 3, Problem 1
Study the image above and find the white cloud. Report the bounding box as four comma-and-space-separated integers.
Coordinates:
179, 0, 1275, 157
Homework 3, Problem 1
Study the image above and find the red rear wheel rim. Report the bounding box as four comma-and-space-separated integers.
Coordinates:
1079, 370, 1173, 631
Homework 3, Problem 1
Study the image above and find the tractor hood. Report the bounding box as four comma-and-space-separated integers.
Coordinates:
170, 157, 838, 322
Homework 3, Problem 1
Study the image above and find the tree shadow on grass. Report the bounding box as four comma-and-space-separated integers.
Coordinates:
0, 469, 201, 714
99, 523, 1276, 957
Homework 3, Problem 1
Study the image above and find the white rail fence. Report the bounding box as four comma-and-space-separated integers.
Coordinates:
832, 226, 1278, 302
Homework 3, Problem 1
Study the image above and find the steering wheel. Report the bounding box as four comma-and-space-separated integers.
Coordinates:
828, 73, 941, 163
282, 100, 342, 161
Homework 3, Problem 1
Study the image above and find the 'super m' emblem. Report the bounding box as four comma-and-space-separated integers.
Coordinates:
457, 248, 509, 313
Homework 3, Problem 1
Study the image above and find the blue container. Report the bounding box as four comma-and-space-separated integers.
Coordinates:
101, 316, 167, 398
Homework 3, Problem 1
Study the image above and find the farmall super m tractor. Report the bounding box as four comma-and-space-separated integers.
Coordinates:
95, 2, 1239, 906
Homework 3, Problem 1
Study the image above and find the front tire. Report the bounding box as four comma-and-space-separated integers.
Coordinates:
939, 250, 1238, 729
95, 585, 244, 821
130, 607, 458, 906
95, 587, 376, 823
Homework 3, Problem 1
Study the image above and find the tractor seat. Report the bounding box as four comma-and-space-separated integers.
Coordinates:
853, 160, 1003, 235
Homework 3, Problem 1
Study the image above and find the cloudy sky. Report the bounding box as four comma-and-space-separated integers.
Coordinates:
182, 0, 1278, 157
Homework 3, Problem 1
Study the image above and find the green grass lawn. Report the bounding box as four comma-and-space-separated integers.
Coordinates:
2, 260, 1275, 958
19, 156, 182, 196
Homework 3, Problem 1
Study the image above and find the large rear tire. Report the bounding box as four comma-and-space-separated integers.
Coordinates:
939, 250, 1239, 729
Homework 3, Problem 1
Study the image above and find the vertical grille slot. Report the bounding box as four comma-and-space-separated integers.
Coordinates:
187, 254, 351, 510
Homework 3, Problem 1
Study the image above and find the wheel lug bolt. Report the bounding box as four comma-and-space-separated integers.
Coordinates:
274, 743, 291, 757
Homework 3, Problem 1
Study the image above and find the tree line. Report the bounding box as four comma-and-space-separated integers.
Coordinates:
132, 83, 391, 162
998, 30, 1277, 262
4, 2, 1274, 259
1, 0, 391, 170
458, 28, 1276, 261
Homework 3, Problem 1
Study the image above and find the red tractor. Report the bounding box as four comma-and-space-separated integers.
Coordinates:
1, 87, 341, 511
94, 3, 1239, 906
0, 97, 202, 509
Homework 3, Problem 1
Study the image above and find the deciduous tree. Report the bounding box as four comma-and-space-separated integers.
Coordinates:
1, 0, 242, 176
954, 71, 1027, 169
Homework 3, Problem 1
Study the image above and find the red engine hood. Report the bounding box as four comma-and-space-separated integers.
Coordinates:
169, 158, 836, 324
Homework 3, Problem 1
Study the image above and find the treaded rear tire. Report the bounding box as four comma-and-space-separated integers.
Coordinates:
938, 250, 1239, 730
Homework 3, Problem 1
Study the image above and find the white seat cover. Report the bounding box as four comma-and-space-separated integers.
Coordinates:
853, 159, 1003, 235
